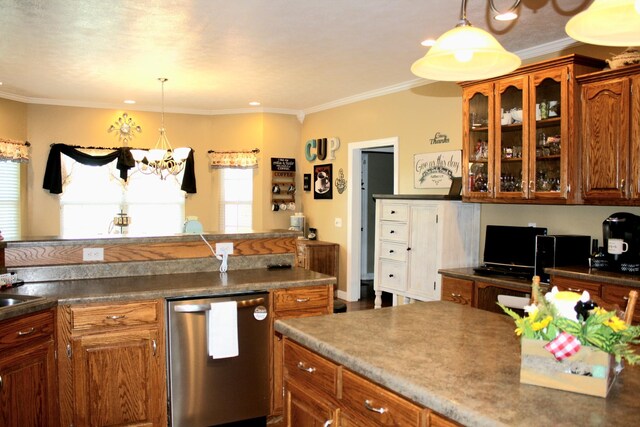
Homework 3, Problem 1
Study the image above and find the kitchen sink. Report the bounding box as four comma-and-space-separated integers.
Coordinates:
0, 295, 43, 308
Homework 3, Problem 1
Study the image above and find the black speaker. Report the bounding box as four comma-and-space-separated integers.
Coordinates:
535, 235, 591, 283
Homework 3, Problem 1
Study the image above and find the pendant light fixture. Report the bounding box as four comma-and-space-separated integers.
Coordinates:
411, 0, 521, 82
565, 0, 640, 46
131, 78, 191, 178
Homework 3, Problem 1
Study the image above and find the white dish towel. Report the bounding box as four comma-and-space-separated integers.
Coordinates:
207, 301, 239, 359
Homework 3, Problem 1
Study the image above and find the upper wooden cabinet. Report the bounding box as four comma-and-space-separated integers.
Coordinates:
577, 64, 640, 203
460, 55, 604, 204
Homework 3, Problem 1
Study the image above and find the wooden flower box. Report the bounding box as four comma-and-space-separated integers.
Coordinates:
520, 338, 618, 397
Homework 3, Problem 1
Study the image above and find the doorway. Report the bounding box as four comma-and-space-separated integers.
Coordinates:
346, 137, 398, 302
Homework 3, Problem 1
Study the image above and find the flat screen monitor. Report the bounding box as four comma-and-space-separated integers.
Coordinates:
483, 225, 548, 269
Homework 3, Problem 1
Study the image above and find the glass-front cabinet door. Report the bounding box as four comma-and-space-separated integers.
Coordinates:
494, 77, 527, 199
463, 84, 493, 199
529, 68, 567, 200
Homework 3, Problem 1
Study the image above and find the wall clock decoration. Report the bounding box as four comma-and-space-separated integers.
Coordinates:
108, 112, 142, 143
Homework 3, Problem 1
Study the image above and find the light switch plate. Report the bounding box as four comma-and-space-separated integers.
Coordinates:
334, 218, 342, 227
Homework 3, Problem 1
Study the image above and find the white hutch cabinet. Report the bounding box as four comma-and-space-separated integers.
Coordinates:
373, 196, 480, 308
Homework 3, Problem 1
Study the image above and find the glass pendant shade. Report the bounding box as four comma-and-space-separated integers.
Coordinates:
173, 147, 191, 162
411, 24, 521, 81
565, 0, 640, 46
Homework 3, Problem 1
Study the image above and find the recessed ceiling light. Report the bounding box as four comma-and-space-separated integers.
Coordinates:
249, 101, 261, 106
124, 99, 136, 104
421, 39, 437, 47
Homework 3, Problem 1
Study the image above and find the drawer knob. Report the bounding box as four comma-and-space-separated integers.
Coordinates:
295, 298, 310, 303
390, 210, 396, 214
388, 274, 394, 278
106, 315, 126, 320
17, 327, 36, 336
567, 287, 583, 293
389, 249, 395, 253
364, 399, 387, 414
0, 375, 3, 391
296, 361, 316, 373
389, 230, 395, 234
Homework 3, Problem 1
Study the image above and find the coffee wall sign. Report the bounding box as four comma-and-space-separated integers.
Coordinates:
414, 150, 461, 189
305, 137, 340, 162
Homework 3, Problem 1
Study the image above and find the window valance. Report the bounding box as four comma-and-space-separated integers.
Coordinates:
207, 148, 259, 169
0, 138, 30, 162
43, 143, 197, 194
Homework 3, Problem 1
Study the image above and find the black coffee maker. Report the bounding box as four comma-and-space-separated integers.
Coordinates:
602, 212, 640, 273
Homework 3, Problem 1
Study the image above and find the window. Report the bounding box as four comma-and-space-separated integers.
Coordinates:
0, 162, 20, 240
220, 168, 253, 233
59, 154, 185, 237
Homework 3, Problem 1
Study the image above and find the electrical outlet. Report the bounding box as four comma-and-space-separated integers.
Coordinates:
215, 242, 234, 255
334, 218, 342, 227
83, 248, 104, 261
528, 222, 537, 227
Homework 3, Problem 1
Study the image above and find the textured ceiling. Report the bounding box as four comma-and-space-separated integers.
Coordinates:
0, 0, 590, 114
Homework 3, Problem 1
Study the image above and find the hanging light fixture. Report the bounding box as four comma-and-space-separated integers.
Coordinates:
565, 0, 640, 46
490, 0, 521, 21
411, 0, 521, 82
131, 78, 191, 178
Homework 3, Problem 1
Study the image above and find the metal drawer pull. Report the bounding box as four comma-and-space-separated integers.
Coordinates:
106, 315, 126, 320
323, 420, 333, 427
364, 399, 387, 414
17, 327, 36, 336
567, 288, 583, 293
0, 375, 3, 391
297, 361, 316, 373
451, 293, 461, 298
174, 297, 266, 312
152, 339, 157, 356
295, 298, 310, 303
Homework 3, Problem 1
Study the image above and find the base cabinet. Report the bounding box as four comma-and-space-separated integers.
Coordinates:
0, 309, 57, 427
283, 338, 460, 427
271, 285, 333, 416
57, 300, 167, 427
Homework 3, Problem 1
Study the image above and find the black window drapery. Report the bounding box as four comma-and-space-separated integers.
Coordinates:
42, 143, 197, 194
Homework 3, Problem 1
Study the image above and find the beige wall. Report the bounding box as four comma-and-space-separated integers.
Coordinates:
299, 82, 464, 292
14, 104, 299, 236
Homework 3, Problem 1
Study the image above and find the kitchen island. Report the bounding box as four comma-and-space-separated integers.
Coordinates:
275, 301, 640, 426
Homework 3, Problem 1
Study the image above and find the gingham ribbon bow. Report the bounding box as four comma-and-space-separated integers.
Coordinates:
544, 332, 581, 360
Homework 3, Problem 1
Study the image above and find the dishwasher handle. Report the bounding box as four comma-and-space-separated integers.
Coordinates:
173, 297, 266, 313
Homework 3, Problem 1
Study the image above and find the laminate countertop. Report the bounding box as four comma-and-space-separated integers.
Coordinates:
275, 301, 640, 427
0, 267, 335, 322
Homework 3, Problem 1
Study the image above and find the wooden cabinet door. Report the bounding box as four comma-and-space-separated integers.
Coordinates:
272, 332, 285, 415
72, 328, 166, 427
462, 83, 495, 199
0, 340, 57, 427
581, 77, 631, 201
285, 381, 338, 427
631, 74, 640, 199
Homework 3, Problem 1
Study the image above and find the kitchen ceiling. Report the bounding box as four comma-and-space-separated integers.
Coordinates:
0, 0, 589, 115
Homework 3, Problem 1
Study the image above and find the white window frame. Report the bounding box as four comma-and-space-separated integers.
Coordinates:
219, 168, 254, 233
0, 161, 21, 240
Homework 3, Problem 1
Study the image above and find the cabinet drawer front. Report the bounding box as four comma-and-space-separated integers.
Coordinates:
284, 340, 339, 397
601, 285, 640, 322
70, 300, 159, 331
341, 369, 423, 426
380, 222, 408, 242
0, 309, 54, 353
380, 203, 408, 222
379, 241, 407, 262
551, 276, 602, 294
441, 277, 473, 306
273, 286, 331, 313
378, 261, 406, 291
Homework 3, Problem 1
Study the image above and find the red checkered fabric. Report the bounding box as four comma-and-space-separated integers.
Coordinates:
544, 332, 581, 360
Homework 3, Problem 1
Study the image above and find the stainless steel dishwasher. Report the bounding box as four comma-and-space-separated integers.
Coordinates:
166, 292, 270, 426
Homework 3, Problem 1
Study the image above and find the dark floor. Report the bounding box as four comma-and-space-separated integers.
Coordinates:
337, 280, 392, 312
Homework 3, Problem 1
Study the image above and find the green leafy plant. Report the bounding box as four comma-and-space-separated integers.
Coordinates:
499, 285, 640, 365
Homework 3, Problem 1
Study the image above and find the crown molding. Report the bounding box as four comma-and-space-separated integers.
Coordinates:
515, 37, 583, 61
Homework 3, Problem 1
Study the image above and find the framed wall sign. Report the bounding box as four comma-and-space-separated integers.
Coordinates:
414, 150, 461, 189
313, 164, 333, 199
